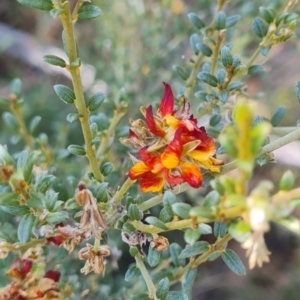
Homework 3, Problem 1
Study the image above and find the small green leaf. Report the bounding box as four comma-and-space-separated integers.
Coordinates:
213, 222, 227, 238
49, 8, 65, 18
210, 114, 222, 126
295, 81, 300, 102
145, 216, 168, 230
172, 203, 191, 219
203, 191, 220, 207
196, 43, 213, 57
27, 192, 44, 209
1, 205, 30, 216
95, 182, 108, 202
66, 113, 82, 123
166, 292, 188, 300
0, 145, 15, 165
17, 0, 53, 11
147, 246, 161, 267
3, 112, 18, 130
195, 91, 208, 101
130, 294, 151, 300
226, 15, 241, 28
275, 12, 289, 27
100, 162, 113, 176
215, 11, 226, 30
182, 267, 197, 293
159, 208, 172, 223
216, 69, 226, 84
18, 214, 35, 243
198, 223, 212, 235
187, 13, 205, 29
0, 193, 19, 206
53, 85, 75, 104
44, 190, 59, 211
221, 46, 233, 67
88, 92, 105, 111
67, 145, 86, 156
259, 7, 276, 24
43, 55, 66, 67
252, 17, 268, 38
129, 247, 139, 257
197, 72, 218, 87
221, 249, 246, 275
163, 191, 176, 217
248, 65, 264, 75
29, 116, 42, 134
189, 206, 213, 219
228, 81, 243, 91
78, 5, 102, 20
260, 46, 271, 56
125, 264, 140, 281
179, 241, 209, 258
172, 65, 189, 80
270, 106, 286, 126
46, 211, 69, 224
184, 228, 200, 245
280, 170, 294, 191
189, 34, 200, 55
156, 277, 170, 300
0, 97, 9, 109
128, 204, 142, 221
218, 90, 229, 103
34, 174, 56, 194
169, 243, 185, 267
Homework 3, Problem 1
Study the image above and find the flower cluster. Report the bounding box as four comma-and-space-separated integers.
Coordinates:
121, 83, 223, 193
0, 256, 60, 299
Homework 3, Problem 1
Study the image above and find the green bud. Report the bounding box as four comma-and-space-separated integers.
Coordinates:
221, 46, 233, 67
189, 33, 200, 54
129, 247, 139, 257
187, 13, 205, 29
100, 162, 113, 176
67, 144, 86, 156
270, 106, 286, 126
215, 11, 226, 30
280, 170, 294, 191
248, 65, 264, 75
196, 43, 213, 57
128, 204, 142, 221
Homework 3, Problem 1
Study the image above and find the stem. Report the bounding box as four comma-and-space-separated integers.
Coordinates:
272, 187, 300, 204
7, 239, 45, 252
59, 2, 103, 182
10, 105, 33, 149
114, 178, 136, 203
138, 127, 300, 212
272, 127, 298, 136
135, 254, 158, 299
211, 31, 224, 76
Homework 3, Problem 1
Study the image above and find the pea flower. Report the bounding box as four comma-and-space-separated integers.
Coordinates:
122, 83, 223, 193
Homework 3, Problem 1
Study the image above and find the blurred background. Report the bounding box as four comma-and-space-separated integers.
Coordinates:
0, 0, 300, 299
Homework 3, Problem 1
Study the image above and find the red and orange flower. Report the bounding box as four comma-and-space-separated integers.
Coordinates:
121, 83, 223, 193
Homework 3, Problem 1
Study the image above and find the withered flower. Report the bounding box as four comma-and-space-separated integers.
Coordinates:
75, 185, 106, 239
78, 243, 110, 275
0, 239, 10, 259
121, 231, 148, 248
150, 236, 169, 251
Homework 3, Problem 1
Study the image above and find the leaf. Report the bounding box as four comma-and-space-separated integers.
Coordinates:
260, 46, 271, 56
34, 174, 56, 194
218, 90, 229, 103
196, 43, 213, 57
43, 55, 66, 67
216, 69, 226, 84
67, 144, 86, 156
227, 81, 244, 91
44, 190, 59, 211
215, 11, 226, 30
159, 208, 172, 223
46, 211, 69, 224
189, 34, 200, 55
66, 113, 82, 123
17, 0, 53, 11
95, 182, 109, 202
280, 170, 294, 191
197, 72, 218, 87
169, 243, 185, 267
27, 192, 44, 209
295, 81, 300, 102
166, 291, 188, 300
156, 277, 170, 300
203, 191, 220, 207
29, 116, 42, 134
88, 92, 105, 111
184, 228, 200, 245
145, 216, 168, 230
259, 7, 276, 24
0, 193, 19, 206
172, 203, 191, 219
221, 46, 233, 67
163, 191, 177, 216
248, 65, 264, 75
78, 5, 102, 21
210, 114, 222, 126
270, 106, 286, 126
179, 241, 209, 258
18, 214, 35, 243
221, 249, 246, 275
189, 206, 213, 219
182, 267, 197, 292
252, 17, 268, 38
125, 264, 140, 281
100, 162, 113, 176
0, 145, 14, 165
130, 294, 151, 300
198, 223, 212, 235
213, 222, 227, 238
172, 65, 189, 80
226, 15, 241, 28
128, 204, 142, 221
147, 246, 161, 267
1, 205, 30, 216
187, 13, 205, 29
53, 85, 75, 104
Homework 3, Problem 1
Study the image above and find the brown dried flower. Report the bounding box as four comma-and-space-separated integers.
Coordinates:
150, 236, 169, 251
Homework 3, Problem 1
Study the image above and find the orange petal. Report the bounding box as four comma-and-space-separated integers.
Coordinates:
164, 169, 184, 186
139, 172, 165, 193
197, 157, 223, 173
128, 162, 150, 179
157, 82, 174, 117
188, 136, 216, 162
146, 105, 165, 137
161, 129, 183, 169
180, 162, 202, 188
139, 148, 163, 173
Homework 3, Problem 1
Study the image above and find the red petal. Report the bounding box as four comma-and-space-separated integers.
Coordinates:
157, 82, 174, 117
138, 172, 165, 193
44, 270, 61, 282
46, 235, 66, 246
138, 148, 164, 173
161, 129, 183, 169
145, 105, 165, 137
180, 162, 202, 188
129, 129, 138, 138
128, 162, 150, 179
164, 169, 184, 186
